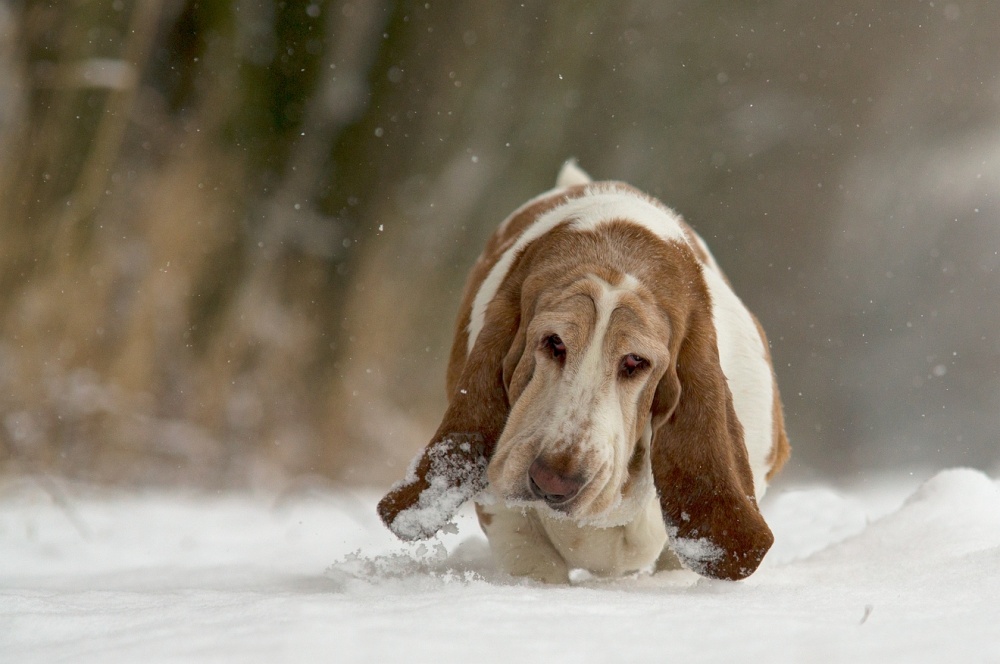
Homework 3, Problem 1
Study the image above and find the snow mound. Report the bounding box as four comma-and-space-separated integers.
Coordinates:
762, 486, 872, 564
804, 468, 1000, 570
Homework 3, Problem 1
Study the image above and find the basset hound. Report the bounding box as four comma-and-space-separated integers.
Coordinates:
377, 161, 790, 582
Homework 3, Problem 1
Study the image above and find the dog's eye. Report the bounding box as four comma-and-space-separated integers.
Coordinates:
543, 334, 567, 361
620, 353, 649, 378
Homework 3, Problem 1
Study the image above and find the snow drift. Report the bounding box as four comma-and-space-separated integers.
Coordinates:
2, 467, 999, 663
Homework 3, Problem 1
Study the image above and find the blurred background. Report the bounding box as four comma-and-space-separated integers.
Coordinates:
0, 0, 997, 490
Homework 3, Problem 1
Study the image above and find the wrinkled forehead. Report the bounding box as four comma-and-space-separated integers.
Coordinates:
533, 273, 671, 354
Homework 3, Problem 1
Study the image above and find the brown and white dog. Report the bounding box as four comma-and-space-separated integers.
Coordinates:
377, 162, 790, 582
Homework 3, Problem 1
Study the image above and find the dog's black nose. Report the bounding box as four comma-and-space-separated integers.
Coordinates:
528, 458, 582, 505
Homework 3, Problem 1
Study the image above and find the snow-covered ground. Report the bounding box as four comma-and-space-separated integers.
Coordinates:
2, 467, 999, 663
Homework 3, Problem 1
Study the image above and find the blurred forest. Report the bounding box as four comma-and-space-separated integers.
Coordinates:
0, 0, 997, 488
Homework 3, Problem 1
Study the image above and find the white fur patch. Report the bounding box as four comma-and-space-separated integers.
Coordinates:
548, 278, 627, 453
701, 267, 774, 500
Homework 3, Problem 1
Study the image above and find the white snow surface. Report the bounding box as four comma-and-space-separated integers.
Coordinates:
3, 467, 1000, 663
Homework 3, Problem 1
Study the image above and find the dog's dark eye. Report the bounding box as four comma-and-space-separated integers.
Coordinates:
620, 353, 649, 378
544, 334, 567, 361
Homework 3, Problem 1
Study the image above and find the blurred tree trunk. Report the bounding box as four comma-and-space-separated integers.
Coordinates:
0, 0, 396, 485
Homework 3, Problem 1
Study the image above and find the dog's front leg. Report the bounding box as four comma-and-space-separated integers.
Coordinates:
475, 503, 570, 583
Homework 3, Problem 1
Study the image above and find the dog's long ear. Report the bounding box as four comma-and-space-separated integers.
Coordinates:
650, 305, 773, 580
377, 288, 522, 541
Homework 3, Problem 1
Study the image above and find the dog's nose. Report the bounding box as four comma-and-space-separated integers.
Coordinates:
528, 458, 582, 505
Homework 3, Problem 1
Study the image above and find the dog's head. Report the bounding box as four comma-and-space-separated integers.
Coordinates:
487, 247, 671, 528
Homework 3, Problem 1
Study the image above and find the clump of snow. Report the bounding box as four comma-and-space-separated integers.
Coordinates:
326, 541, 470, 591
385, 434, 488, 541
325, 539, 505, 595
3, 467, 1000, 662
330, 541, 450, 580
665, 526, 724, 576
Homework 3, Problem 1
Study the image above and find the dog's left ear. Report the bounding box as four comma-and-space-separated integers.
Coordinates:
650, 305, 773, 580
377, 286, 523, 541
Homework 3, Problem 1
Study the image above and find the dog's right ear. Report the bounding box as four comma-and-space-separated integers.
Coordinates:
377, 285, 524, 541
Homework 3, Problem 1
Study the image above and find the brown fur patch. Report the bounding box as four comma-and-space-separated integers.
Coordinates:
767, 380, 791, 480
